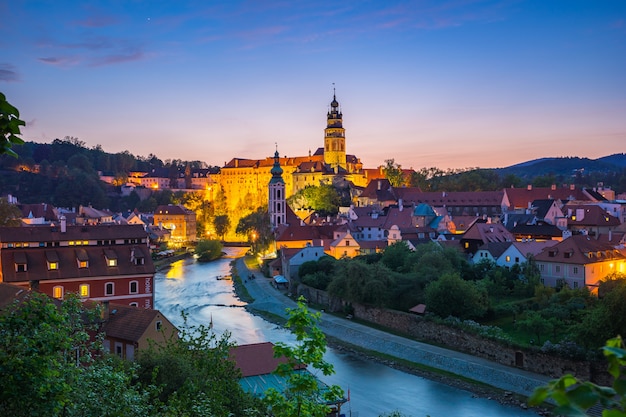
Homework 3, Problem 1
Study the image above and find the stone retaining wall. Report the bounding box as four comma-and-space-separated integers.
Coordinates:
297, 284, 609, 384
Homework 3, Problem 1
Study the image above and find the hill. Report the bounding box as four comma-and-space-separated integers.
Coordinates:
496, 154, 626, 180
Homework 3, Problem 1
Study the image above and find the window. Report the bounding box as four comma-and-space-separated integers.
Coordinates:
53, 286, 63, 299
515, 257, 520, 263
540, 264, 544, 272
505, 256, 511, 262
78, 260, 88, 268
573, 267, 579, 274
345, 240, 350, 246
573, 282, 579, 288
16, 263, 27, 272
47, 261, 58, 270
555, 265, 561, 273
129, 302, 138, 307
79, 284, 89, 298
105, 282, 114, 296
156, 321, 163, 331
107, 258, 117, 267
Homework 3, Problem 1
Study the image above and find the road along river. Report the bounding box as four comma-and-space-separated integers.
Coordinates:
155, 247, 542, 417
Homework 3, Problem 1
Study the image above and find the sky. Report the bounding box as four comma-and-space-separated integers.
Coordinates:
2, 1, 625, 170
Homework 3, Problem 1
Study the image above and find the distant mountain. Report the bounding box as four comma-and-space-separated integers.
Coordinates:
496, 154, 626, 179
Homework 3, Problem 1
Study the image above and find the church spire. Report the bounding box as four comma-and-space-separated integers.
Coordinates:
269, 145, 286, 229
324, 86, 346, 170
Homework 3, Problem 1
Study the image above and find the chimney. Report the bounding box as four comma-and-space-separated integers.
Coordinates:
551, 184, 556, 190
377, 180, 382, 190
570, 184, 575, 190
60, 215, 67, 233
527, 184, 532, 191
399, 198, 403, 211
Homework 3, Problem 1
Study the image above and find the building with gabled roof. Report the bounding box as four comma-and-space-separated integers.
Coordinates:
472, 241, 512, 264
460, 220, 514, 254
562, 202, 622, 237
0, 223, 156, 308
534, 234, 626, 291
504, 184, 594, 211
497, 240, 559, 269
99, 301, 177, 360
153, 204, 197, 244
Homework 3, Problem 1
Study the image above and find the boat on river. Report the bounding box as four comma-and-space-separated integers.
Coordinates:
216, 274, 232, 280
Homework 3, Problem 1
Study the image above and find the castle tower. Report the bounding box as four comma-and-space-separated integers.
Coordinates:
323, 89, 346, 171
268, 148, 286, 229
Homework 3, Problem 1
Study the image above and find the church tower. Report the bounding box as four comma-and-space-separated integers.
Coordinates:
323, 89, 346, 171
268, 147, 286, 229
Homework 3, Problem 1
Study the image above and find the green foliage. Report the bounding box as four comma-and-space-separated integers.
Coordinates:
236, 207, 273, 254
136, 313, 259, 416
265, 297, 344, 417
195, 239, 223, 262
0, 197, 22, 226
213, 214, 231, 240
0, 92, 25, 157
287, 184, 342, 216
0, 293, 151, 416
327, 259, 396, 307
529, 336, 626, 416
425, 272, 489, 320
382, 159, 407, 187
299, 257, 336, 290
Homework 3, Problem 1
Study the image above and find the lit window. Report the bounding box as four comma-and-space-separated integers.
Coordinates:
79, 284, 89, 297
78, 260, 88, 268
505, 256, 511, 262
48, 261, 58, 270
108, 258, 117, 267
69, 241, 75, 246
105, 282, 114, 296
53, 286, 63, 299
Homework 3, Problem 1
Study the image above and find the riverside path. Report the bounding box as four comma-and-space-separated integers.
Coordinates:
236, 257, 552, 399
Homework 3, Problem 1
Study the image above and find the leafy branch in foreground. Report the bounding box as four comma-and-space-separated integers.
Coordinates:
264, 296, 344, 417
529, 336, 626, 416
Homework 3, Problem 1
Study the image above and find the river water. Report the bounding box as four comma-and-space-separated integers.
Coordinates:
155, 247, 540, 417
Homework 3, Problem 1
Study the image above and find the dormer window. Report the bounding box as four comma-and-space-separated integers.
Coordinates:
104, 250, 118, 267
46, 250, 59, 270
14, 252, 27, 272
76, 249, 89, 268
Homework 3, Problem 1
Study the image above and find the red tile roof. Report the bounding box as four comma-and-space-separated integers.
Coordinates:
230, 342, 305, 377
535, 234, 626, 265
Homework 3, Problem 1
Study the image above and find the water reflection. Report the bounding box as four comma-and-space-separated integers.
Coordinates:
155, 247, 539, 416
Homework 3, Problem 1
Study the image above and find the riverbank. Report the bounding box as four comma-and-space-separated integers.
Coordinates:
232, 256, 552, 416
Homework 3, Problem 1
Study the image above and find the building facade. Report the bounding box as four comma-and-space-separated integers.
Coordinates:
0, 224, 156, 308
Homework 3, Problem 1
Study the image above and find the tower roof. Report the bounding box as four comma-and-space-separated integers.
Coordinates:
269, 149, 284, 184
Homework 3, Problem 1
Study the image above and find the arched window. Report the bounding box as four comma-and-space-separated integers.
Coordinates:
53, 286, 64, 299
105, 282, 114, 296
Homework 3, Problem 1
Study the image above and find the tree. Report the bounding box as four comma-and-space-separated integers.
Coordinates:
516, 310, 553, 345
288, 184, 341, 216
195, 239, 223, 262
265, 297, 344, 417
236, 207, 273, 254
382, 159, 406, 187
0, 92, 25, 157
214, 214, 231, 241
529, 336, 626, 416
0, 197, 22, 226
0, 292, 150, 416
425, 272, 489, 319
136, 313, 259, 416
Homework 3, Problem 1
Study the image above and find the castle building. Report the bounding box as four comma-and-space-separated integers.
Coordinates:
219, 93, 369, 217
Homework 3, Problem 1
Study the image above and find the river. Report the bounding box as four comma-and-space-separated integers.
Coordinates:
155, 247, 540, 417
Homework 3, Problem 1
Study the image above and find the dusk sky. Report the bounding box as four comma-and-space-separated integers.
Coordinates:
2, 1, 625, 170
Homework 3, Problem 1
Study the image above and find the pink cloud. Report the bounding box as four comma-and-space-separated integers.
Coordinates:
90, 51, 145, 66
